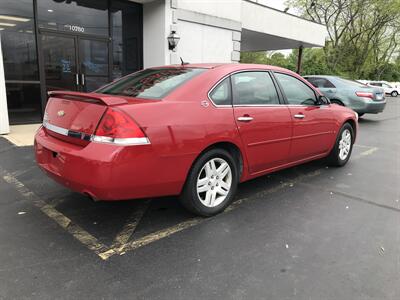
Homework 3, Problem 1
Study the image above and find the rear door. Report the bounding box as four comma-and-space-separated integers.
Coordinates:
274, 72, 336, 162
232, 71, 292, 175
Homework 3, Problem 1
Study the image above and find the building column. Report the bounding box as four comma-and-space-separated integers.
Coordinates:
0, 35, 10, 134
296, 45, 303, 75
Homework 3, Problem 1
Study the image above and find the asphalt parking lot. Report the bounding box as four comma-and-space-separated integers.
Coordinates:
0, 98, 399, 299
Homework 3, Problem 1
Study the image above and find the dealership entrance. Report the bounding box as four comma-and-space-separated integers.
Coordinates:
40, 32, 110, 93
1, 0, 143, 124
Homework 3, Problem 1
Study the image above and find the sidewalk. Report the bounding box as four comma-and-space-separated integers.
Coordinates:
1, 124, 41, 146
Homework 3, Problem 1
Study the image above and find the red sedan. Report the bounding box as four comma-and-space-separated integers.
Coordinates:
35, 64, 358, 216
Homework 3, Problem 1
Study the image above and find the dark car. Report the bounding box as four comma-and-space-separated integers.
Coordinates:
304, 75, 386, 117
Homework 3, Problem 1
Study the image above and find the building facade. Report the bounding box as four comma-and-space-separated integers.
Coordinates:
0, 0, 326, 133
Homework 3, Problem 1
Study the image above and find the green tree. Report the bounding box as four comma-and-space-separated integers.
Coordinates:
241, 0, 400, 81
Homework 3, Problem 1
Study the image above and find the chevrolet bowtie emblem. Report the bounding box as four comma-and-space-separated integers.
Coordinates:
57, 110, 65, 117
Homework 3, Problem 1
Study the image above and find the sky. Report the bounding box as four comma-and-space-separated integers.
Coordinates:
262, 0, 287, 11
259, 0, 298, 15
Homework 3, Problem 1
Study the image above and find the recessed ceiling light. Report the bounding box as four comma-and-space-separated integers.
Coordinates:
0, 22, 16, 27
48, 9, 54, 12
0, 15, 29, 22
0, 28, 4, 31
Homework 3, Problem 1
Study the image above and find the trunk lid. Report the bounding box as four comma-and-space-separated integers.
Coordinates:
43, 91, 129, 145
359, 85, 385, 101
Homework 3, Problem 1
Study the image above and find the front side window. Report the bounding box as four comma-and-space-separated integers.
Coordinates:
209, 78, 231, 105
275, 73, 317, 105
97, 68, 205, 99
232, 72, 279, 105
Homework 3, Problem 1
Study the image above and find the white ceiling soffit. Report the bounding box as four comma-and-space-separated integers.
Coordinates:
241, 0, 327, 51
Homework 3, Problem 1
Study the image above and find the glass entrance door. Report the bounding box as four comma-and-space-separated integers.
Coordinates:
78, 38, 110, 92
41, 34, 78, 92
40, 32, 109, 94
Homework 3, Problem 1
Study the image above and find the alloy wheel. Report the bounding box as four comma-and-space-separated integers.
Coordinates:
338, 129, 352, 160
196, 158, 232, 207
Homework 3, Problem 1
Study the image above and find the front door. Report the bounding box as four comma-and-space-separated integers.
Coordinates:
40, 32, 109, 94
232, 71, 292, 175
274, 72, 336, 162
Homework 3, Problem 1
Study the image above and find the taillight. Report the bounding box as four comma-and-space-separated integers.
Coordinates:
356, 91, 374, 99
92, 108, 150, 145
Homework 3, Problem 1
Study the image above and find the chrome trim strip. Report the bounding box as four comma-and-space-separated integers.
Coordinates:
233, 104, 282, 107
90, 135, 150, 146
43, 121, 151, 146
43, 120, 69, 136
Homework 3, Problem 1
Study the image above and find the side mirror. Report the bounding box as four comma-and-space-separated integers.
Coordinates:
318, 95, 330, 105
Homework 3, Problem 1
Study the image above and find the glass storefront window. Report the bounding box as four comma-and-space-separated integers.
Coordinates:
37, 0, 109, 36
1, 0, 38, 81
6, 82, 42, 124
111, 1, 142, 79
1, 0, 42, 123
0, 0, 143, 124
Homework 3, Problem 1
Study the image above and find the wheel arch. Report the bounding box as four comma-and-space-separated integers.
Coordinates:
343, 118, 357, 142
183, 141, 247, 190
198, 141, 245, 179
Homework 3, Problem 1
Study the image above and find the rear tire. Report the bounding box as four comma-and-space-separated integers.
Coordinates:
327, 123, 354, 167
391, 91, 398, 97
179, 148, 238, 217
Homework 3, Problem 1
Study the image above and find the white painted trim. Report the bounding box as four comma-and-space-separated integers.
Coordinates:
0, 34, 10, 134
177, 8, 242, 32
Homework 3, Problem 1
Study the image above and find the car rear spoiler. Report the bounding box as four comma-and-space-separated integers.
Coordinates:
48, 91, 128, 106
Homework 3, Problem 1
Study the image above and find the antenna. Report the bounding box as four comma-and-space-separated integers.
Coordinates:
180, 57, 189, 66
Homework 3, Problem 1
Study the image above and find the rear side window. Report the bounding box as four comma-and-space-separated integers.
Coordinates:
306, 77, 335, 88
209, 78, 232, 105
97, 68, 205, 99
232, 71, 280, 105
275, 73, 317, 105
370, 82, 382, 87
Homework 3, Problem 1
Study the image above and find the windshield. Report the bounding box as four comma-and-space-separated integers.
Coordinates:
97, 68, 206, 99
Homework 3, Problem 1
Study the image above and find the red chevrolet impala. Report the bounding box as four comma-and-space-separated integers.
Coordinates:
35, 64, 358, 216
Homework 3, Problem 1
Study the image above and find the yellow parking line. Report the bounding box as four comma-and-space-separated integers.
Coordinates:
99, 168, 323, 259
111, 200, 150, 249
0, 143, 380, 261
101, 218, 202, 259
354, 144, 374, 149
0, 167, 111, 259
357, 147, 379, 157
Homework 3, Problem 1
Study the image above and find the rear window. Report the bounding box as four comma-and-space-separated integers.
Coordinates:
306, 77, 335, 88
97, 68, 206, 99
338, 78, 367, 88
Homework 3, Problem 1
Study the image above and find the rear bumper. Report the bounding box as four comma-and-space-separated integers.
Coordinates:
352, 99, 386, 114
34, 127, 187, 200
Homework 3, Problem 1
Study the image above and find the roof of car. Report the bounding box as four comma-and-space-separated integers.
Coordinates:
151, 63, 295, 73
304, 75, 338, 78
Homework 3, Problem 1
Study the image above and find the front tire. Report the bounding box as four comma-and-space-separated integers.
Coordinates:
327, 123, 354, 166
391, 91, 398, 97
180, 148, 238, 217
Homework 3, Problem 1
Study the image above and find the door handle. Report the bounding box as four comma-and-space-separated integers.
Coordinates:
75, 74, 79, 86
81, 74, 85, 86
237, 116, 254, 122
294, 114, 305, 119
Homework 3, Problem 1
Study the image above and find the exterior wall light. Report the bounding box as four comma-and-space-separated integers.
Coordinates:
167, 30, 180, 51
